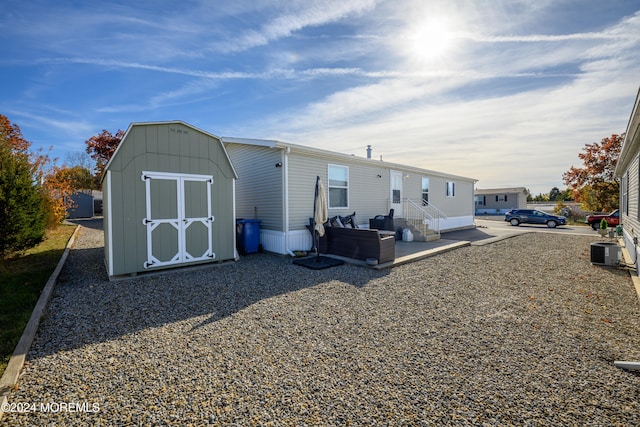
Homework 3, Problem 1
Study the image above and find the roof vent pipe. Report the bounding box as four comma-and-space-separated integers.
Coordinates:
366, 145, 372, 159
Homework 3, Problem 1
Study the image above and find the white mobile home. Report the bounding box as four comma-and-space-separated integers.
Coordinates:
102, 121, 238, 278
223, 138, 477, 255
615, 87, 640, 265
474, 187, 528, 215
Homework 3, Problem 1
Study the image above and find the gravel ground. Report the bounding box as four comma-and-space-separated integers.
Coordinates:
2, 224, 640, 426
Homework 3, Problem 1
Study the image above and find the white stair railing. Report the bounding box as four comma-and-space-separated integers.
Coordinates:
401, 198, 447, 236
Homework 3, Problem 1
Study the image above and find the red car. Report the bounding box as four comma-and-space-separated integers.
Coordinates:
585, 209, 619, 230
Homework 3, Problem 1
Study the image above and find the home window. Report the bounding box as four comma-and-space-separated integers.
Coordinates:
328, 164, 348, 208
475, 195, 486, 206
422, 177, 429, 206
446, 181, 455, 197
496, 195, 508, 202
625, 170, 629, 216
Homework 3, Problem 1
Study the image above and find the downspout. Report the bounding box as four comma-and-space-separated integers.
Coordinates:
283, 146, 296, 257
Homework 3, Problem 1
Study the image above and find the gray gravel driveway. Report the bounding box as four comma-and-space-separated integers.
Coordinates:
2, 222, 640, 426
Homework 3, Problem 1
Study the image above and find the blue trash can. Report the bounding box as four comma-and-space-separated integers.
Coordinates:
236, 219, 261, 254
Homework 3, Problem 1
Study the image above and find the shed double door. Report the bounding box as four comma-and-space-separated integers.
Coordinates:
141, 171, 215, 269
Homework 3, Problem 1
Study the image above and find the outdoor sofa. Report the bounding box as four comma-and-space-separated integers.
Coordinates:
316, 224, 395, 264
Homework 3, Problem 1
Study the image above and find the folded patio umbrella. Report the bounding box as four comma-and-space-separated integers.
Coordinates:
314, 177, 327, 238
293, 176, 343, 269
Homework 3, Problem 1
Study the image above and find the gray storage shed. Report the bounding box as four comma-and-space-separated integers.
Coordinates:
102, 121, 238, 278
66, 190, 94, 219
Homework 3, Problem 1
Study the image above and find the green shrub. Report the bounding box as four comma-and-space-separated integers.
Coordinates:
0, 143, 48, 257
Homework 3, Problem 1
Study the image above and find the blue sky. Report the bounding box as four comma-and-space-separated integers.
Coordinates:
2, 0, 639, 195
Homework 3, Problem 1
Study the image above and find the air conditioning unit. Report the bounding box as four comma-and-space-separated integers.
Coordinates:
590, 242, 621, 266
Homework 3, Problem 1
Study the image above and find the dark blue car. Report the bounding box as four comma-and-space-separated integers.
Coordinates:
504, 209, 566, 228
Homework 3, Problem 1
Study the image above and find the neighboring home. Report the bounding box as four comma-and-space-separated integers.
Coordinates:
66, 190, 94, 219
614, 87, 640, 266
102, 121, 238, 279
474, 187, 528, 215
223, 138, 477, 256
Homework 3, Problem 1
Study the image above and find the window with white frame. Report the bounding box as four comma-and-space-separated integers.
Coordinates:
475, 195, 486, 206
625, 170, 629, 216
496, 195, 508, 202
422, 177, 429, 206
328, 164, 349, 208
446, 181, 455, 197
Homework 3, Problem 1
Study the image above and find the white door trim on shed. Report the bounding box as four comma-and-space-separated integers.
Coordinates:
141, 171, 216, 269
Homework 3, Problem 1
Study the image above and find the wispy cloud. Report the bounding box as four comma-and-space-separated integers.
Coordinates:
7, 109, 96, 151
461, 32, 630, 43
212, 0, 378, 52
2, 0, 639, 194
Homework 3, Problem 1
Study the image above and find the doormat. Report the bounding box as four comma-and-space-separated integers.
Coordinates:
293, 256, 344, 270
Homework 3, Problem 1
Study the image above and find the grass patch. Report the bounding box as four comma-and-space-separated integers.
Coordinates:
0, 223, 76, 377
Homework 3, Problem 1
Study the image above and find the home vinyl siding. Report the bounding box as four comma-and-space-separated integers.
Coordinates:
627, 156, 640, 222
336, 160, 389, 223
623, 154, 640, 231
226, 144, 284, 231
350, 164, 393, 218
287, 152, 321, 230
426, 176, 473, 216
223, 139, 476, 237
479, 192, 520, 209
287, 151, 392, 230
614, 88, 640, 265
637, 155, 640, 222
474, 188, 527, 212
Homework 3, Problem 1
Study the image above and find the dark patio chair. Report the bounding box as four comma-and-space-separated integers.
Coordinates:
369, 208, 395, 232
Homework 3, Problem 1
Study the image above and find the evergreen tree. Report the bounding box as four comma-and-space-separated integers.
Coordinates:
0, 117, 48, 257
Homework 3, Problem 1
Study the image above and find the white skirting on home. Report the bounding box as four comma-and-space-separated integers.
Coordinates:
259, 219, 472, 255
440, 215, 474, 230
259, 229, 312, 255
622, 229, 639, 274
288, 229, 313, 252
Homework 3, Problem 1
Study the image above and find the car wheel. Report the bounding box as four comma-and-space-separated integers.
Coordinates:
547, 220, 557, 228
591, 222, 598, 230
509, 218, 520, 226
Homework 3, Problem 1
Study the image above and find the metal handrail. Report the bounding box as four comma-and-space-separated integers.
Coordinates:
402, 198, 444, 235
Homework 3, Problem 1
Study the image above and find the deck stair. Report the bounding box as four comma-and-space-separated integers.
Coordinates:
394, 199, 446, 242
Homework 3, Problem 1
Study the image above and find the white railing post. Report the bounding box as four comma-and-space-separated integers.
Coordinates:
402, 198, 446, 236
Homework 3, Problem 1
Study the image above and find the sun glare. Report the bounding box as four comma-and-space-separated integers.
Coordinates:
407, 18, 454, 62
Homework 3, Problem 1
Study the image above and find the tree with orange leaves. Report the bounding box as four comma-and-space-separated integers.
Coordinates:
85, 129, 124, 177
562, 134, 623, 212
41, 165, 94, 223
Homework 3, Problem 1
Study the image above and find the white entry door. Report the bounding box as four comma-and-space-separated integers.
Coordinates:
141, 171, 215, 269
390, 170, 403, 217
